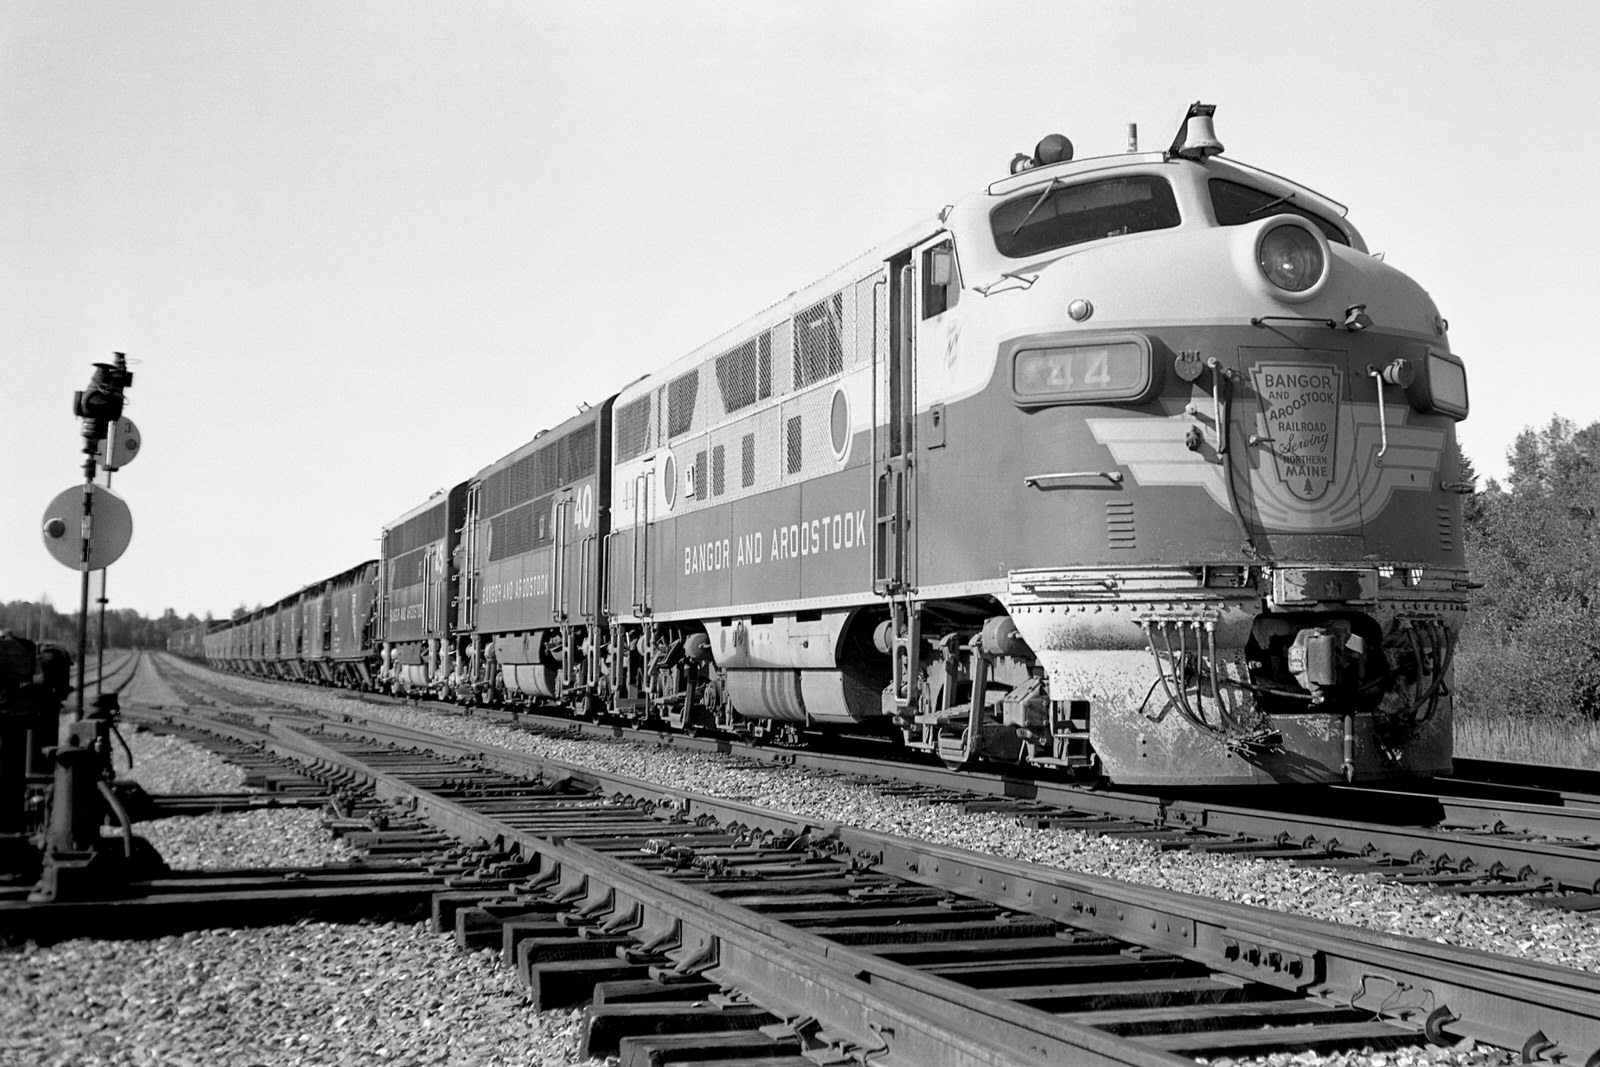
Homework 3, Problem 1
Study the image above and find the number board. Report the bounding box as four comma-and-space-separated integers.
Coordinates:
1009, 335, 1153, 405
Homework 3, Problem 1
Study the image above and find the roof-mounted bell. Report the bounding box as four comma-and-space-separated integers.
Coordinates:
1169, 102, 1224, 161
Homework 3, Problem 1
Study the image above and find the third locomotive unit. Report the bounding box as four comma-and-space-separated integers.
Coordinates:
190, 106, 1471, 786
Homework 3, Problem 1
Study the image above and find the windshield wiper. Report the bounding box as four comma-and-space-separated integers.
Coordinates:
1009, 177, 1063, 238
974, 269, 1041, 295
1247, 191, 1296, 215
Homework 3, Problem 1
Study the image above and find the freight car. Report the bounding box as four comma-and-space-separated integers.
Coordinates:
181, 562, 381, 687
165, 624, 206, 661
323, 560, 381, 688
201, 105, 1470, 786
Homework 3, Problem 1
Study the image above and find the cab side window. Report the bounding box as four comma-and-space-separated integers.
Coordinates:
921, 240, 959, 319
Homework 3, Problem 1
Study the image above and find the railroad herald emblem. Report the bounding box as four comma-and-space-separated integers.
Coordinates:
1085, 365, 1447, 534
1251, 363, 1341, 501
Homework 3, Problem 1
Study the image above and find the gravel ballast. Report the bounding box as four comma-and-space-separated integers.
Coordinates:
377, 706, 1600, 969
1, 922, 592, 1067
113, 727, 253, 794
152, 663, 1600, 973
126, 808, 358, 871
105, 722, 359, 868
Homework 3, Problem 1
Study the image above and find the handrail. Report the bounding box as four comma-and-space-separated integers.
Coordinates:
1023, 470, 1123, 488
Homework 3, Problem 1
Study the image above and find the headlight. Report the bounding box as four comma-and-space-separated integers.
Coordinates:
1258, 224, 1325, 293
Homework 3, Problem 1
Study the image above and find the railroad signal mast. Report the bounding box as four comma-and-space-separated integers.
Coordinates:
46, 353, 138, 720
16, 354, 150, 901
77, 356, 135, 717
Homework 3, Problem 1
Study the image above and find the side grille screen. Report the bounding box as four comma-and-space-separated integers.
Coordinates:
388, 503, 446, 557
481, 423, 598, 515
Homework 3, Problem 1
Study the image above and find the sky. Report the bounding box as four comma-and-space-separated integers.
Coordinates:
4, 1, 1598, 620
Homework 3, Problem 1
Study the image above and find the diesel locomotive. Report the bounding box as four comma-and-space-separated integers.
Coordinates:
188, 105, 1471, 786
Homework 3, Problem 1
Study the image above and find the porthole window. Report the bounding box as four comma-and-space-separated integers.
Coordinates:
661, 453, 678, 511
829, 388, 850, 458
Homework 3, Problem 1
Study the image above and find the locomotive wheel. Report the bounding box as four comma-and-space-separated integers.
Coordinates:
937, 728, 976, 771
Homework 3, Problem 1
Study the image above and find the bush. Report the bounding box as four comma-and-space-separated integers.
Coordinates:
1456, 417, 1600, 734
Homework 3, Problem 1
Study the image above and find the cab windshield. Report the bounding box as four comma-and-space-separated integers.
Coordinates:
991, 175, 1180, 258
1209, 179, 1349, 246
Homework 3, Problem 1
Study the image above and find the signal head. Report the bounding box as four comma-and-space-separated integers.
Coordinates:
74, 362, 127, 423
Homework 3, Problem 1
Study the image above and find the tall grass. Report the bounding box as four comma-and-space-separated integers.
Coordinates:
1453, 702, 1600, 767
1452, 634, 1600, 767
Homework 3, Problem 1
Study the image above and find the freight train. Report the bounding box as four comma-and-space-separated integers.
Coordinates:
175, 105, 1471, 785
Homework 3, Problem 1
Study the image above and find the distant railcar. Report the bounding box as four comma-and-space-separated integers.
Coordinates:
262, 602, 284, 679
301, 578, 330, 682
243, 609, 266, 676
326, 560, 379, 688
165, 624, 205, 660
201, 622, 222, 666
280, 591, 306, 680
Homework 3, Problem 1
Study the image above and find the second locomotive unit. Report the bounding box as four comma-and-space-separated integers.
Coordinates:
201, 104, 1470, 786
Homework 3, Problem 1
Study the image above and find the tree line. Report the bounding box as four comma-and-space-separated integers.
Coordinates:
0, 601, 205, 652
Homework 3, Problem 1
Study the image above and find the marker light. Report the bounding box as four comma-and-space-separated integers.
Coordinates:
1402, 347, 1469, 420
1344, 303, 1373, 331
1258, 224, 1324, 293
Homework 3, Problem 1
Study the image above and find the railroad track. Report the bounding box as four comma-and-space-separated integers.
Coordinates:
153, 654, 1600, 908
111, 698, 1600, 1065
0, 704, 516, 943
76, 646, 141, 705
43, 647, 142, 759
